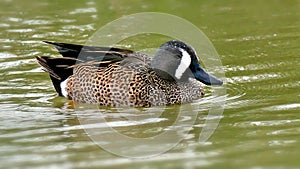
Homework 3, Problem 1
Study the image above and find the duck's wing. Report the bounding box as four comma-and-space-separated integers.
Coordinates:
37, 42, 151, 95
43, 41, 135, 63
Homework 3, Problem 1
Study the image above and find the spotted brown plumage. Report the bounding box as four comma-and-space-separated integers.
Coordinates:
36, 40, 223, 107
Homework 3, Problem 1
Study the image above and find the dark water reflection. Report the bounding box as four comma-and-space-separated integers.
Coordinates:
0, 0, 300, 168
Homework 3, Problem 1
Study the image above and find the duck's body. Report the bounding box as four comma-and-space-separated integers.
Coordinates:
36, 40, 222, 107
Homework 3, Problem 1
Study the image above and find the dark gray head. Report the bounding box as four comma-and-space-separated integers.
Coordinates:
151, 40, 223, 85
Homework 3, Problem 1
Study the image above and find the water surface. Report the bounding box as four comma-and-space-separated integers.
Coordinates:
0, 0, 299, 168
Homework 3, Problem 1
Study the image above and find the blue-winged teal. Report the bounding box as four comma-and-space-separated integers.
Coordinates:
36, 40, 222, 107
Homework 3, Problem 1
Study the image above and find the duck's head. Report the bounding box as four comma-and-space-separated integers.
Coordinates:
151, 40, 223, 85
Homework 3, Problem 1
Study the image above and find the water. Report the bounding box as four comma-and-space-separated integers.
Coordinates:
0, 0, 300, 168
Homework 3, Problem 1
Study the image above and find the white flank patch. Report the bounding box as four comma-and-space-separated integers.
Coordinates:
60, 78, 69, 98
175, 48, 191, 79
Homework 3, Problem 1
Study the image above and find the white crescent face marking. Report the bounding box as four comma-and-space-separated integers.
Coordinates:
60, 78, 69, 98
175, 48, 192, 79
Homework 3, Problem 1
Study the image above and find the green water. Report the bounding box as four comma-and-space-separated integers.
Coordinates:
0, 0, 299, 168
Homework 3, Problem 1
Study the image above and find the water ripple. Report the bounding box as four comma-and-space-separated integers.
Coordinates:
69, 7, 97, 15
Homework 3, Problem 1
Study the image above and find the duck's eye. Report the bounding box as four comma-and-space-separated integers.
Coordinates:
176, 54, 181, 59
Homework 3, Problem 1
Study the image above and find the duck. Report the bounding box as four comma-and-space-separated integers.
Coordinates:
36, 40, 223, 107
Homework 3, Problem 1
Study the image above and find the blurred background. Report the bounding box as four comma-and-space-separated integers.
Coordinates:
0, 0, 299, 168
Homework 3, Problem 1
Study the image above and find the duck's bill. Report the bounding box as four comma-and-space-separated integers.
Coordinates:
194, 66, 223, 85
